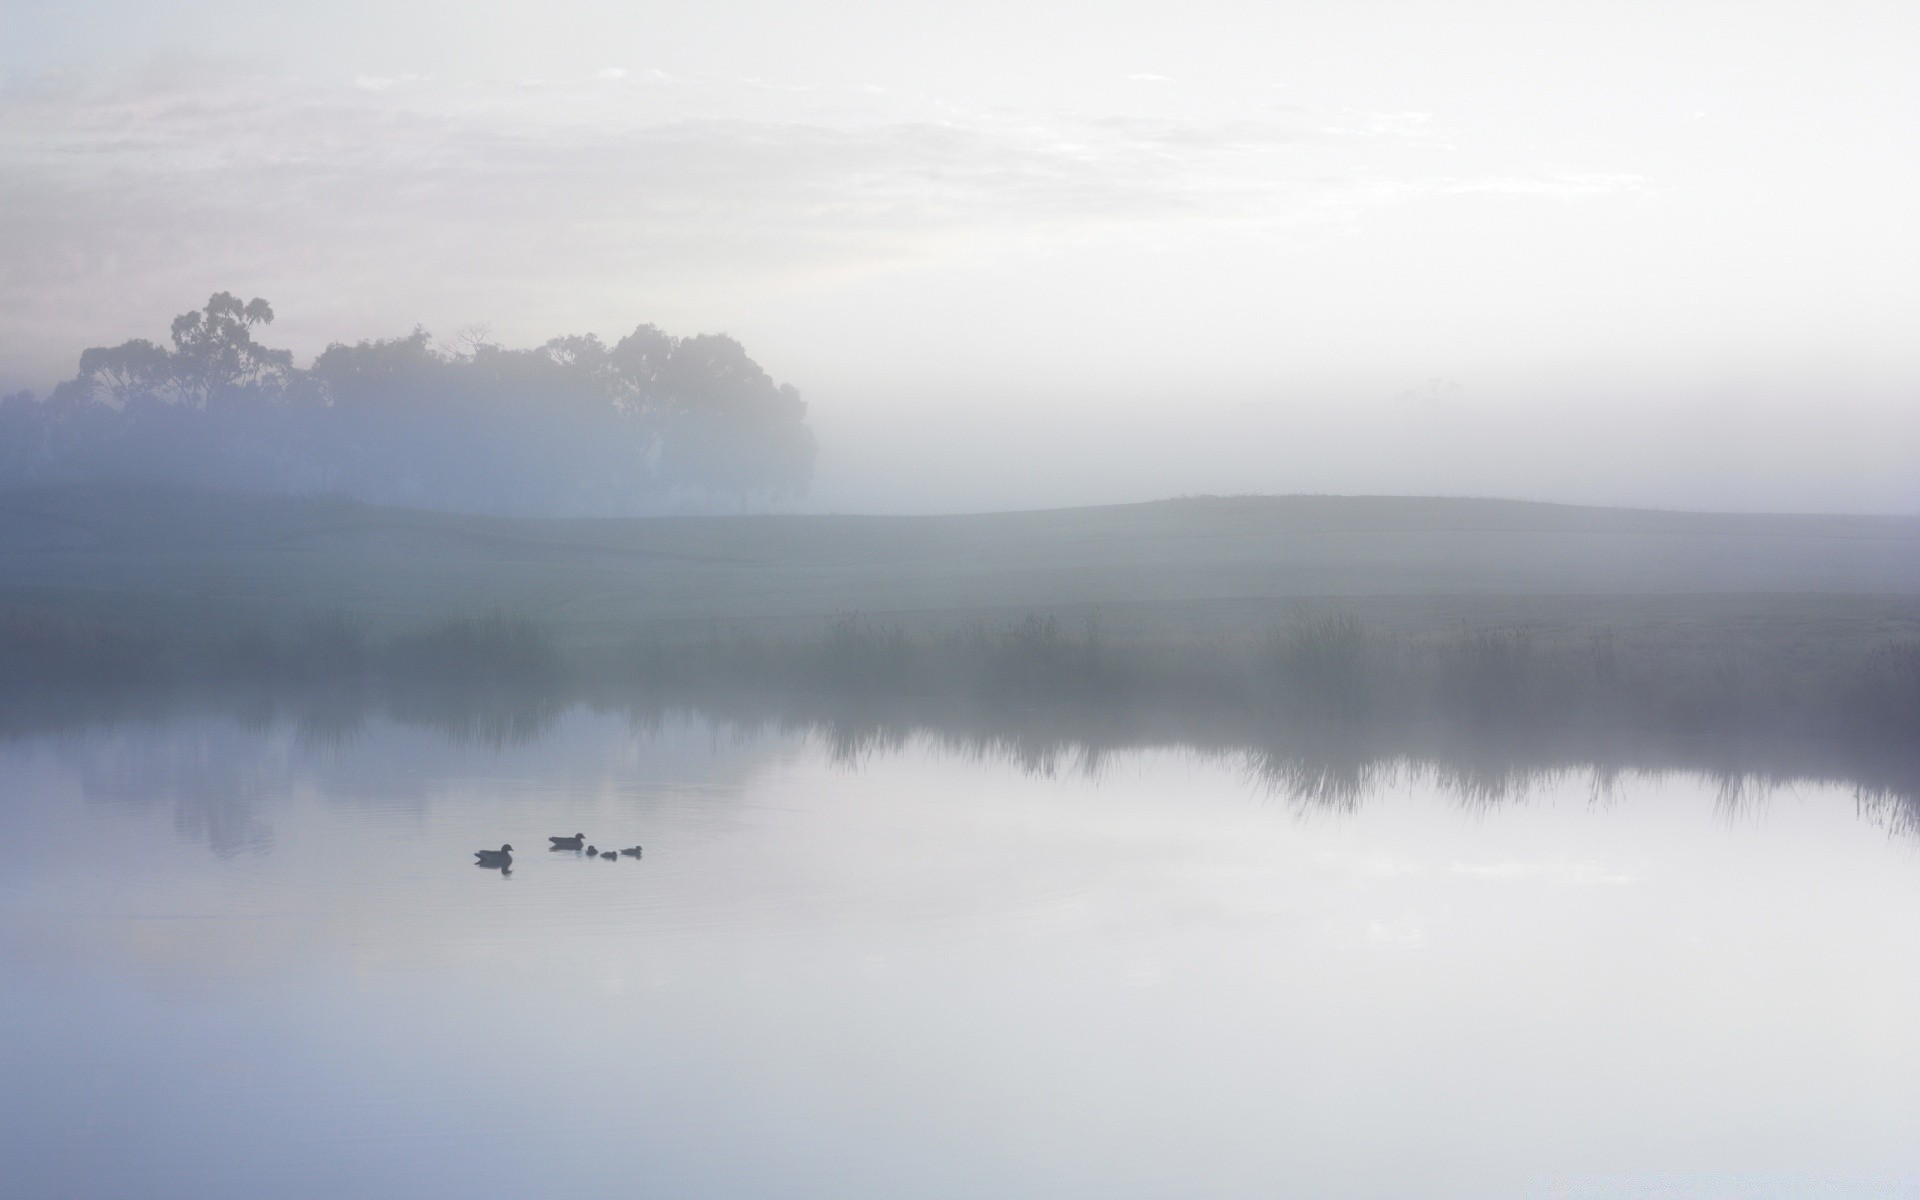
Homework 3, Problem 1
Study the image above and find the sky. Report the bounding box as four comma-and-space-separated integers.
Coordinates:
3, 0, 1917, 512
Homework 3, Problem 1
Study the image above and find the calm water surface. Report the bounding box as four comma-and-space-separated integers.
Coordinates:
3, 710, 1919, 1199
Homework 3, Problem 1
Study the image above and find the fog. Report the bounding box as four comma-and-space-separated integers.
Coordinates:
6, 0, 1918, 513
7, 10, 1920, 1194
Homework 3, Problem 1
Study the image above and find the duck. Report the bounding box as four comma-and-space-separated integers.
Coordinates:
600, 850, 618, 861
474, 844, 513, 866
585, 845, 598, 857
619, 846, 644, 858
549, 833, 586, 850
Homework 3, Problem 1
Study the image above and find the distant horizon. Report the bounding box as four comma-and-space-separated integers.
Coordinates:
6, 295, 1915, 518
7, 477, 1918, 522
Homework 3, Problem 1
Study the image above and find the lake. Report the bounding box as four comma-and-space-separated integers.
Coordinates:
3, 707, 1918, 1199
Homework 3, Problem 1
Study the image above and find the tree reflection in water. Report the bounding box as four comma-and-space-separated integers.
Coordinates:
9, 672, 1914, 856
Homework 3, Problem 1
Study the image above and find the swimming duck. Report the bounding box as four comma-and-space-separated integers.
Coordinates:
600, 850, 618, 860
474, 844, 513, 866
549, 833, 586, 850
585, 845, 598, 856
619, 846, 643, 858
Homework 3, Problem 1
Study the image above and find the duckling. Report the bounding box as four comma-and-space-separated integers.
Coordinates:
619, 845, 643, 858
600, 850, 618, 860
474, 844, 513, 866
549, 833, 586, 850
585, 845, 598, 857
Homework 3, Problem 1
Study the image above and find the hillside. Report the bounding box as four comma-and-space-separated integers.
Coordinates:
2, 486, 1917, 651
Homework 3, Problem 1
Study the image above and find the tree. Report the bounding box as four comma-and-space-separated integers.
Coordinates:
49, 293, 291, 411
10, 295, 815, 512
166, 293, 294, 404
650, 333, 815, 499
54, 339, 173, 408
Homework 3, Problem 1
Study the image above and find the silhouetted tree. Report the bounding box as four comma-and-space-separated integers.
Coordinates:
166, 293, 294, 404
5, 295, 816, 513
52, 293, 292, 409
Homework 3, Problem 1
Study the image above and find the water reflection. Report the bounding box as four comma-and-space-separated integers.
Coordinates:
62, 723, 280, 858
474, 845, 513, 874
6, 681, 1917, 857
5, 698, 1920, 1199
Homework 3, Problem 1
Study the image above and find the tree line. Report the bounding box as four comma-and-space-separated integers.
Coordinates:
0, 294, 816, 513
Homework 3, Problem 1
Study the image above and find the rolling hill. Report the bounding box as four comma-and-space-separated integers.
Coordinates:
2, 486, 1916, 651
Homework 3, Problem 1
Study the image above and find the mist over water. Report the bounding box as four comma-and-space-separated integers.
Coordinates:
5, 2, 1920, 1195
5, 707, 1920, 1199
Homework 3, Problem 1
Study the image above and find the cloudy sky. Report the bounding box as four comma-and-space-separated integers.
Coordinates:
4, 0, 1917, 511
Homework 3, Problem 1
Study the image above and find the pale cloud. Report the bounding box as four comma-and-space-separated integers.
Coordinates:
1441, 172, 1650, 197
352, 73, 424, 92
2, 3, 1917, 516
0, 66, 1654, 392
1321, 107, 1452, 146
1358, 110, 1434, 136
596, 66, 675, 85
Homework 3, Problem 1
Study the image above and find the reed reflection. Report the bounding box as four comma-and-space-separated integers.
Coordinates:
9, 667, 1914, 856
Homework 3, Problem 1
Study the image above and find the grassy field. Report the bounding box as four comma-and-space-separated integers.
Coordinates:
3, 484, 1917, 652
3, 485, 1915, 802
